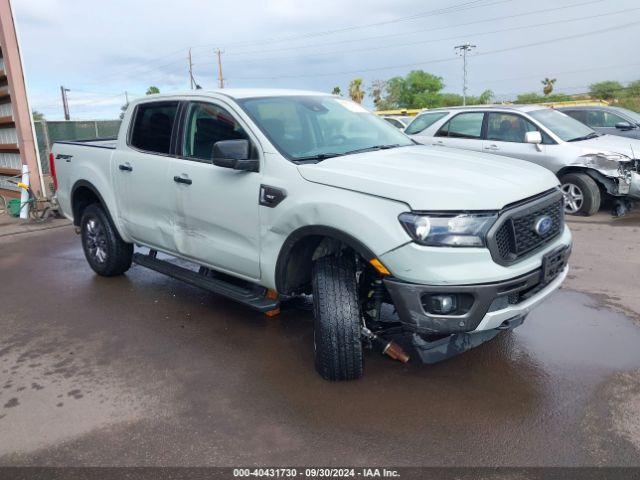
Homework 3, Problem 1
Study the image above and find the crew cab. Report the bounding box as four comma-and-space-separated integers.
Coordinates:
406, 105, 640, 216
51, 89, 572, 381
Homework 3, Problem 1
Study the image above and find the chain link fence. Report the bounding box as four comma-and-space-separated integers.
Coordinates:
35, 119, 121, 174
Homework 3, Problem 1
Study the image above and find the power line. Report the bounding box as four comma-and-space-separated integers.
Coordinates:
222, 5, 630, 66
77, 0, 510, 86
223, 0, 603, 59
230, 19, 640, 80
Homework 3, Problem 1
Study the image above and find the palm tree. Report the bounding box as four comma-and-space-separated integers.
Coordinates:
348, 78, 365, 104
541, 78, 556, 96
331, 86, 342, 96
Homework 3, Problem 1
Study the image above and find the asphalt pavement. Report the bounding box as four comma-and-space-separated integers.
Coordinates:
0, 214, 639, 466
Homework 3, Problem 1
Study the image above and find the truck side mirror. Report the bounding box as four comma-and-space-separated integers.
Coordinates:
615, 121, 634, 130
212, 139, 258, 172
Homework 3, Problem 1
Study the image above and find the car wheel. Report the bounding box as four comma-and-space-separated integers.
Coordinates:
81, 203, 133, 276
560, 173, 601, 216
312, 254, 364, 381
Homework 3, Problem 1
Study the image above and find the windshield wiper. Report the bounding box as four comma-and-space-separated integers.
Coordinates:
568, 132, 600, 142
294, 153, 342, 163
340, 144, 402, 156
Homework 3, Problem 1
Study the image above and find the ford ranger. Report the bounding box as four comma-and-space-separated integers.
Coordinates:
50, 89, 572, 381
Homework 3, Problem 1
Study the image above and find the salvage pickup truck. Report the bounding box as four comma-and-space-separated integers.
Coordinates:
51, 89, 572, 381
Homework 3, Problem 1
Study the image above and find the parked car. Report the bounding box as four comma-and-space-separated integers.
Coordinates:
406, 105, 640, 216
558, 105, 640, 140
51, 89, 571, 381
382, 115, 412, 129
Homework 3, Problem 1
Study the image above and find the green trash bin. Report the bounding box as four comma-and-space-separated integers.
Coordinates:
7, 198, 22, 217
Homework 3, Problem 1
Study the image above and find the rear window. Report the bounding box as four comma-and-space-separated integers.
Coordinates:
405, 112, 448, 135
129, 102, 179, 154
436, 112, 484, 139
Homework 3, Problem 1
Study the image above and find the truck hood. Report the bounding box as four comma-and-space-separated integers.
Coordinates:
571, 134, 640, 158
297, 145, 559, 211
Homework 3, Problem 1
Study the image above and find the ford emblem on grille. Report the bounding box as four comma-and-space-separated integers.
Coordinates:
534, 215, 553, 236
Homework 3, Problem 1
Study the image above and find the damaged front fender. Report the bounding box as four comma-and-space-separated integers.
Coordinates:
573, 153, 638, 198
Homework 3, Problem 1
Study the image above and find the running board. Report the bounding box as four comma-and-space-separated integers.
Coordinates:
132, 253, 279, 313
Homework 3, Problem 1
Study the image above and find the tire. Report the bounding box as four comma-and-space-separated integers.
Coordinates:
80, 203, 133, 276
560, 173, 601, 216
312, 254, 364, 381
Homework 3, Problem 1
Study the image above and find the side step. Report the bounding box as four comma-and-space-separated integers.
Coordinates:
132, 252, 279, 313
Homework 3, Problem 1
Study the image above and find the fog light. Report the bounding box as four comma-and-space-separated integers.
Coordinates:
429, 294, 457, 315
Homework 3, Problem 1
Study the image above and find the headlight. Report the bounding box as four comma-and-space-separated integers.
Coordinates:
398, 212, 498, 247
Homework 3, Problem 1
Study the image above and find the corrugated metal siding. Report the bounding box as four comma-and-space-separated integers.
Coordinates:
0, 127, 17, 144
0, 103, 12, 117
0, 152, 21, 169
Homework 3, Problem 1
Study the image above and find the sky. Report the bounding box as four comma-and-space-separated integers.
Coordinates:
12, 0, 640, 120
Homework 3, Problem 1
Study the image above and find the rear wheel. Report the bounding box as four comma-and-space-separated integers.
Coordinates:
312, 254, 364, 381
560, 173, 601, 216
80, 204, 133, 276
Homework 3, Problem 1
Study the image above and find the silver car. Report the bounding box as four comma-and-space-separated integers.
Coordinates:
406, 105, 640, 216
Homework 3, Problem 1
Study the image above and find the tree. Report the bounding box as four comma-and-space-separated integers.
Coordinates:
624, 80, 640, 98
348, 78, 365, 104
478, 89, 494, 104
32, 110, 45, 121
146, 86, 160, 95
589, 81, 623, 100
331, 86, 342, 96
541, 78, 556, 96
369, 79, 387, 109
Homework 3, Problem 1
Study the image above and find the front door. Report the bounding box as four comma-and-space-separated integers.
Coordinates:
482, 112, 555, 168
113, 101, 179, 253
166, 100, 262, 280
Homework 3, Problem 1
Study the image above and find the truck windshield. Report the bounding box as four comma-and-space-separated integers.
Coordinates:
529, 108, 596, 142
237, 96, 414, 162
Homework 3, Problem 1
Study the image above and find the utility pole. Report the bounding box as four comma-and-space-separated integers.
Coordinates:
188, 48, 195, 90
216, 49, 225, 89
60, 85, 70, 120
124, 91, 129, 104
454, 43, 476, 106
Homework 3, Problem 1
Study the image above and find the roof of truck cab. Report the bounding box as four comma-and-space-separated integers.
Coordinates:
134, 88, 331, 102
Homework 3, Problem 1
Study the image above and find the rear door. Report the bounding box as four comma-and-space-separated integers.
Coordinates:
166, 100, 262, 279
482, 112, 556, 167
432, 111, 485, 152
112, 101, 179, 253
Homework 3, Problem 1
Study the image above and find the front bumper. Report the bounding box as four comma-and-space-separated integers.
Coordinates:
383, 246, 570, 336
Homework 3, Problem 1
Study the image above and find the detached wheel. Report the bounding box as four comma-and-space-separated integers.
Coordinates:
560, 173, 601, 216
312, 254, 364, 381
80, 204, 133, 276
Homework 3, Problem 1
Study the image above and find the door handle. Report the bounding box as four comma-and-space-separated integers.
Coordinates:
118, 163, 132, 172
484, 144, 499, 150
173, 175, 192, 185
432, 140, 444, 146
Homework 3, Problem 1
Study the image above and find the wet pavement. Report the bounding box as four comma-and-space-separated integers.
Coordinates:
1, 226, 640, 466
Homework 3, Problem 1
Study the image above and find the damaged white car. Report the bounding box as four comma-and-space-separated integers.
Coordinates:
406, 105, 640, 216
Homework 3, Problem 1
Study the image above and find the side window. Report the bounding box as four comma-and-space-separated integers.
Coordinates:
129, 102, 179, 154
590, 110, 627, 128
436, 112, 484, 139
563, 110, 588, 125
183, 102, 251, 162
486, 112, 539, 143
405, 112, 449, 135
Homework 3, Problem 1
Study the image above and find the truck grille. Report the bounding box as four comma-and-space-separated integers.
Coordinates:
488, 190, 564, 265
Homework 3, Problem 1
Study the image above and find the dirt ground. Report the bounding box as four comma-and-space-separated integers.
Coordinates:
0, 211, 639, 467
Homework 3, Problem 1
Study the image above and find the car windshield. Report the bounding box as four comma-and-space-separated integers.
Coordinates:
529, 108, 596, 142
237, 95, 414, 162
613, 107, 640, 124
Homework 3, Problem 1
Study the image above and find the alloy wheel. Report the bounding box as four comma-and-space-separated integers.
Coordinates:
85, 218, 108, 264
561, 183, 583, 214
